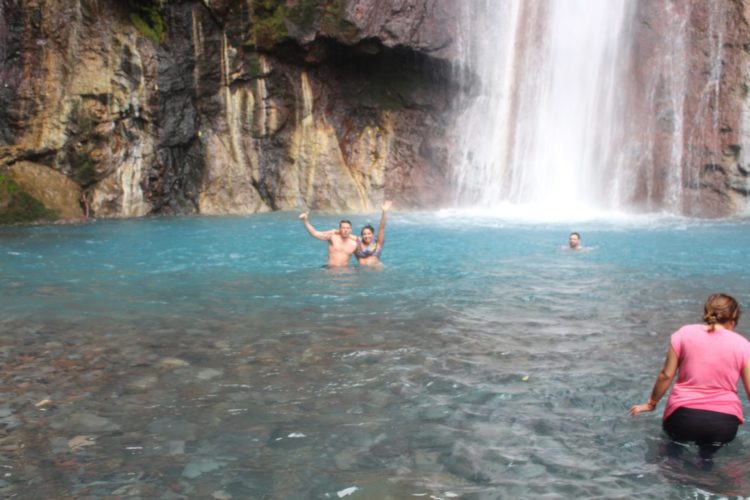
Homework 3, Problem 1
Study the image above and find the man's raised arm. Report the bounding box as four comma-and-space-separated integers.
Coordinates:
299, 212, 333, 241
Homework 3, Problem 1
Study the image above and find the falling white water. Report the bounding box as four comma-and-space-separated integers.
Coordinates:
454, 1, 634, 217
683, 3, 726, 209
191, 6, 204, 93
453, 1, 742, 217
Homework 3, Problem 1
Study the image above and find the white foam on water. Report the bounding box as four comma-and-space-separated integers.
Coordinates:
398, 207, 700, 232
336, 486, 359, 498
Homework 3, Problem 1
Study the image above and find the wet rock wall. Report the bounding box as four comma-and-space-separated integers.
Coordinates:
626, 0, 750, 216
0, 0, 461, 221
3, 0, 750, 221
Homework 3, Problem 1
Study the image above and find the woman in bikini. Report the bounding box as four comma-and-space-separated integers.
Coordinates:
355, 200, 392, 267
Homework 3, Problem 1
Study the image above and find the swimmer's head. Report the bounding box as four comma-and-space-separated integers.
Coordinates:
704, 293, 741, 332
569, 232, 581, 249
361, 224, 375, 244
339, 219, 352, 238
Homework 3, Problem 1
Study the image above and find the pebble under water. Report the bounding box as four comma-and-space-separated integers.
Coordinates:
2, 211, 750, 498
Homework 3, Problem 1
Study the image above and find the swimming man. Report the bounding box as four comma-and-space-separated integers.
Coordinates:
299, 212, 358, 267
568, 232, 582, 250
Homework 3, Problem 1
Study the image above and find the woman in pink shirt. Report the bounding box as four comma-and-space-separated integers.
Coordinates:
630, 293, 750, 458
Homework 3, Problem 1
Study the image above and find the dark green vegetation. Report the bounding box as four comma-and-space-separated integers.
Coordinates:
252, 0, 289, 49
127, 0, 166, 43
0, 174, 58, 224
251, 0, 357, 49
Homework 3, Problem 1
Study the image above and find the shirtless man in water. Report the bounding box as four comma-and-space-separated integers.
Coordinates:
299, 212, 358, 267
568, 232, 582, 250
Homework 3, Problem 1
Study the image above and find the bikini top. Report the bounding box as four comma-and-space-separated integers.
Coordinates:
355, 239, 382, 259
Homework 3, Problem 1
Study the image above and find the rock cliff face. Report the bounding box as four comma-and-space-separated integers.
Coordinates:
0, 0, 462, 221
2, 0, 750, 221
627, 0, 750, 216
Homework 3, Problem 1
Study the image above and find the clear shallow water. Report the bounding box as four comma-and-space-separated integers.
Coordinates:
2, 212, 750, 498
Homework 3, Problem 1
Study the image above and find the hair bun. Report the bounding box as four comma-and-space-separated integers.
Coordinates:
703, 293, 741, 331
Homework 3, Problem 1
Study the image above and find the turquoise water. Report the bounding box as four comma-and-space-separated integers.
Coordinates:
2, 212, 750, 498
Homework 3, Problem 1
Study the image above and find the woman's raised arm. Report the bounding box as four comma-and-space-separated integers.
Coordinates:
376, 200, 392, 248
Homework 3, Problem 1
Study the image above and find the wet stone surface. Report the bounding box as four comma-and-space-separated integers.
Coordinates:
3, 215, 750, 497
0, 315, 477, 498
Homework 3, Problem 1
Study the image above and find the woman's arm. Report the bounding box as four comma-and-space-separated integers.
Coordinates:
299, 212, 333, 241
376, 200, 392, 247
630, 346, 679, 416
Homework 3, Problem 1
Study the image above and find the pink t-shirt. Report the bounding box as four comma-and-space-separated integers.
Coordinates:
664, 324, 750, 423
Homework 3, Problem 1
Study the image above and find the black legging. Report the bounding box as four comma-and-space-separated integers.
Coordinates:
663, 407, 740, 458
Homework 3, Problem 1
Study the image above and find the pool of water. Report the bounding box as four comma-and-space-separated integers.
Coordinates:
2, 211, 750, 498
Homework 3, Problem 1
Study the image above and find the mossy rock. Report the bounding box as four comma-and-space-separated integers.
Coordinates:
286, 0, 323, 33
243, 51, 266, 80
66, 99, 105, 186
320, 0, 357, 40
127, 0, 166, 43
285, 0, 357, 39
0, 174, 58, 224
251, 0, 358, 49
64, 144, 98, 187
69, 155, 98, 187
252, 2, 289, 50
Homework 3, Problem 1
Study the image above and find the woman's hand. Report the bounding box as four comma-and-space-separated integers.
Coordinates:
382, 200, 392, 212
629, 402, 656, 416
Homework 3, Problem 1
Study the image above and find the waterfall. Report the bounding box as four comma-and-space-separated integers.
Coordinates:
631, 2, 688, 213
453, 0, 734, 216
454, 0, 633, 215
682, 3, 726, 211
191, 5, 203, 94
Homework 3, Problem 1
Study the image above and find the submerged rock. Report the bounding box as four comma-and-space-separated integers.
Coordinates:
55, 412, 121, 433
196, 368, 223, 380
182, 457, 226, 479
126, 375, 159, 392
146, 418, 199, 440
159, 357, 191, 368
